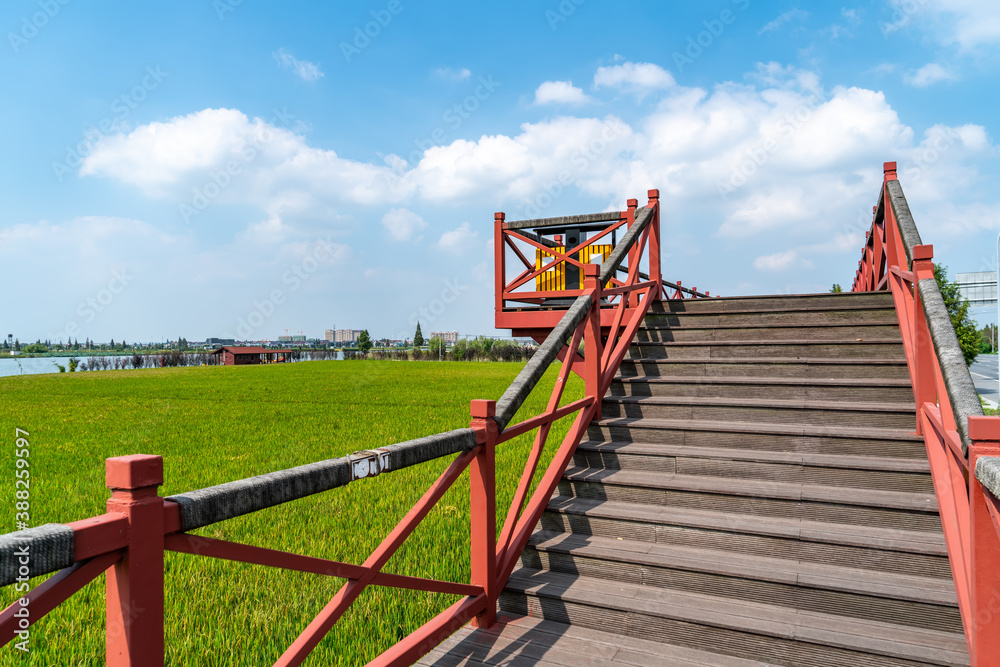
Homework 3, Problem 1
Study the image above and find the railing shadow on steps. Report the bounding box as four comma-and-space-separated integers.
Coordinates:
854, 161, 1000, 665
0, 191, 667, 667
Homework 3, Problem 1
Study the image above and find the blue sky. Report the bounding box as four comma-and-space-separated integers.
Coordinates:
1, 0, 998, 344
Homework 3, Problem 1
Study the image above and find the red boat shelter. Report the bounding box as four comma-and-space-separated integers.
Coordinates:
211, 346, 293, 366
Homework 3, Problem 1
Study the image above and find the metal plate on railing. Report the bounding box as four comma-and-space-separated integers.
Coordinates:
348, 448, 391, 480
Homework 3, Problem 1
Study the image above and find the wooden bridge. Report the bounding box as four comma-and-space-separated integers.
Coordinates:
2, 163, 999, 665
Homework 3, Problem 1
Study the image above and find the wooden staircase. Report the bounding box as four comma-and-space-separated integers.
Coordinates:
421, 291, 969, 666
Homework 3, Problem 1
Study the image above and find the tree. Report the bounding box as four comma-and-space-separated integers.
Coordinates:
428, 336, 446, 360
14, 338, 20, 351
357, 329, 372, 354
934, 263, 980, 365
413, 322, 424, 348
830, 283, 843, 293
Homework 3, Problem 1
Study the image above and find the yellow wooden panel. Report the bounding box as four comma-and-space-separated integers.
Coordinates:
535, 244, 614, 291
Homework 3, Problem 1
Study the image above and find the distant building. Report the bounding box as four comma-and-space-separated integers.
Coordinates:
324, 329, 335, 342
334, 329, 365, 344
206, 337, 236, 346
278, 335, 307, 342
432, 331, 459, 344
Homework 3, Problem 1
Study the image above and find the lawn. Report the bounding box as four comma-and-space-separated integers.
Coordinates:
0, 359, 584, 666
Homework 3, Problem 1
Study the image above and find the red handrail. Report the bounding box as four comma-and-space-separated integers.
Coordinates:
854, 161, 1000, 665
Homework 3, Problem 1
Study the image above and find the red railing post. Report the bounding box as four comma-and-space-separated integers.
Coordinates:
647, 189, 661, 299
105, 454, 165, 667
495, 212, 505, 317
912, 245, 936, 435
967, 417, 1000, 665
625, 198, 638, 309
469, 399, 498, 628
583, 264, 603, 418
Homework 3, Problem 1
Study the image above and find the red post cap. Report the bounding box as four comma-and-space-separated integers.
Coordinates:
494, 212, 505, 221
106, 454, 163, 490
470, 399, 496, 419
912, 244, 934, 261
884, 161, 897, 174
969, 416, 1000, 442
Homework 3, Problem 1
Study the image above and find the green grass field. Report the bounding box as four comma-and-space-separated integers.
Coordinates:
0, 360, 584, 666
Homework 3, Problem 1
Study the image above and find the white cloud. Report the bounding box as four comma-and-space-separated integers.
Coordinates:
437, 222, 478, 254
904, 63, 956, 87
434, 67, 472, 81
80, 108, 400, 208
892, 0, 1000, 49
594, 62, 674, 90
753, 249, 809, 272
533, 80, 593, 106
382, 208, 427, 242
758, 9, 809, 35
273, 48, 324, 82
77, 60, 997, 300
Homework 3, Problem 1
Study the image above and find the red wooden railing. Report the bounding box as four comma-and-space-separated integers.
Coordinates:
854, 161, 1000, 665
0, 191, 665, 666
494, 191, 712, 340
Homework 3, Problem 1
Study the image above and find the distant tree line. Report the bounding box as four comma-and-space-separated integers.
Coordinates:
345, 336, 535, 362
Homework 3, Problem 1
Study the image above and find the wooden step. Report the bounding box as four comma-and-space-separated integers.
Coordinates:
588, 417, 926, 459
610, 376, 915, 401
645, 306, 900, 327
600, 395, 916, 429
522, 532, 961, 633
559, 467, 941, 531
541, 497, 951, 578
626, 339, 905, 360
418, 613, 770, 667
500, 568, 968, 666
636, 323, 901, 342
573, 440, 934, 494
617, 357, 910, 379
648, 292, 894, 313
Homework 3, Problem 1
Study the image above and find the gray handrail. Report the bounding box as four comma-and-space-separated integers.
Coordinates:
0, 524, 75, 587
881, 179, 982, 454
976, 457, 1000, 499
505, 211, 622, 231
166, 428, 478, 531
0, 429, 479, 584
494, 207, 653, 430
886, 180, 923, 267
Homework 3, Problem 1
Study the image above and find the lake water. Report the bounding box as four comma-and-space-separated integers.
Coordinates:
0, 356, 80, 378
0, 351, 345, 378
